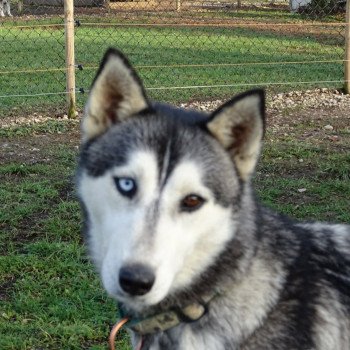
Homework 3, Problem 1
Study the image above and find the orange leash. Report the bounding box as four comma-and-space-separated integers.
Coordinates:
109, 318, 129, 350
109, 317, 143, 350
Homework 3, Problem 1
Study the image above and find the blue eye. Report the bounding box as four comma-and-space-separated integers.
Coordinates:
114, 177, 137, 198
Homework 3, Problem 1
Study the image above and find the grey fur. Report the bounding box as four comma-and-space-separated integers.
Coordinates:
77, 48, 350, 350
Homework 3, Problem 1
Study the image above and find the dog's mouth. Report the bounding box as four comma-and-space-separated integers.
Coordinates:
113, 292, 163, 318
114, 286, 169, 314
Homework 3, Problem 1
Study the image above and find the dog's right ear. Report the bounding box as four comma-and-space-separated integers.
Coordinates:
82, 48, 149, 142
207, 90, 265, 181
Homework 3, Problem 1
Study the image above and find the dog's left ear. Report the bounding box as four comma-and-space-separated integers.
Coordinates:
82, 48, 150, 142
207, 90, 265, 181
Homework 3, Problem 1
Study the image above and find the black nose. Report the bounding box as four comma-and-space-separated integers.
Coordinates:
119, 264, 155, 296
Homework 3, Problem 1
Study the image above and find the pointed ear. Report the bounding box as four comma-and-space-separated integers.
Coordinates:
207, 90, 265, 181
82, 48, 150, 141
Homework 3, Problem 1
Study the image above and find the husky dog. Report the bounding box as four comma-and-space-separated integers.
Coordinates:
77, 48, 350, 350
0, 0, 12, 17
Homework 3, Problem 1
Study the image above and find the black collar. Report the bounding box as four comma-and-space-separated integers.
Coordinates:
118, 292, 219, 335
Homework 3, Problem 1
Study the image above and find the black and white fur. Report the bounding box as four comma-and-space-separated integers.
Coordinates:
0, 0, 12, 17
77, 48, 350, 350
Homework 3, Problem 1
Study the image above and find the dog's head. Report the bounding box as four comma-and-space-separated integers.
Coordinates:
77, 48, 264, 312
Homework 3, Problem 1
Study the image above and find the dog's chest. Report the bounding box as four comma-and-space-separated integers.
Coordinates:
135, 324, 228, 350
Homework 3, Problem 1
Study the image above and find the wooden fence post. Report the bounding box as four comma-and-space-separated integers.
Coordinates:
345, 0, 350, 93
64, 0, 76, 118
176, 0, 181, 11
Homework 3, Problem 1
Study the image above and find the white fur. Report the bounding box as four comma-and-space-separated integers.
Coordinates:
79, 151, 158, 296
78, 150, 235, 311
313, 287, 350, 350
178, 327, 226, 350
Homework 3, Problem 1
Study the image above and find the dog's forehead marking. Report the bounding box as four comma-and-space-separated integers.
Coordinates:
117, 148, 206, 198
163, 160, 208, 197
159, 141, 171, 189
113, 150, 157, 176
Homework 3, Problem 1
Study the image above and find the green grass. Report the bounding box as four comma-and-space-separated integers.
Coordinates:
255, 142, 350, 222
0, 140, 130, 349
0, 10, 345, 114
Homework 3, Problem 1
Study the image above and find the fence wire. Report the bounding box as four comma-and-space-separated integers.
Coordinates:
0, 0, 347, 115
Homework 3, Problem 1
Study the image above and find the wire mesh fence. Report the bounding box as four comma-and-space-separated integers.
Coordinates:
0, 0, 348, 117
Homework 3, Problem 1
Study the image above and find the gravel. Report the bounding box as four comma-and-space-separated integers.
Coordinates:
1, 88, 350, 128
180, 88, 350, 113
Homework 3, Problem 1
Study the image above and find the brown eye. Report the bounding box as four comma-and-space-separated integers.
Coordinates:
180, 194, 205, 212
